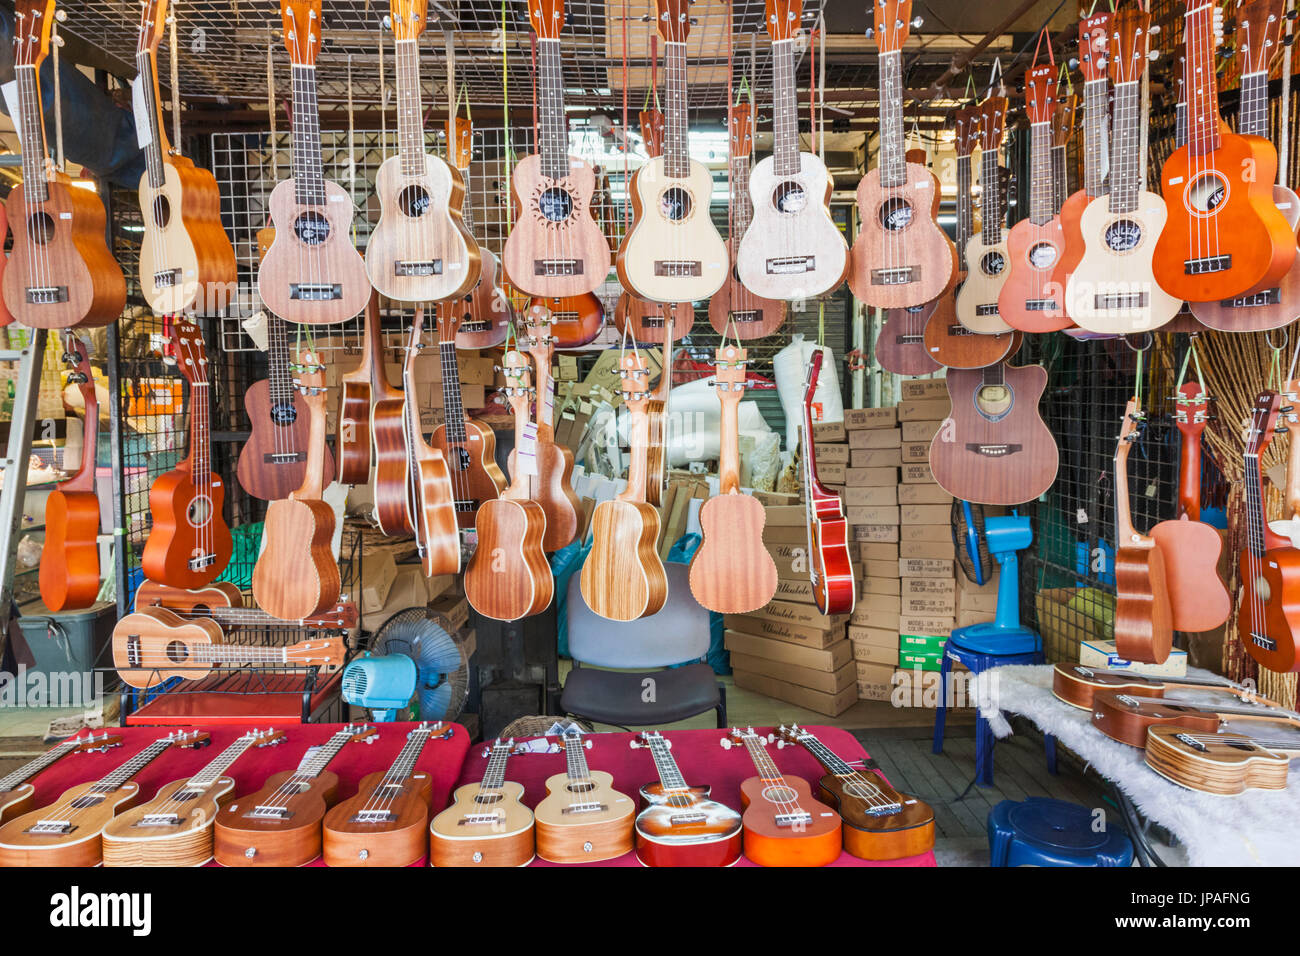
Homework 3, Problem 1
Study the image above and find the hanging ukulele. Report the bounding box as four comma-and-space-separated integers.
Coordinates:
141, 320, 233, 589
800, 350, 854, 615
39, 336, 101, 612
530, 292, 607, 348
367, 295, 417, 536
689, 343, 778, 614
954, 92, 1013, 334
336, 291, 387, 485
465, 350, 554, 622
1270, 375, 1300, 547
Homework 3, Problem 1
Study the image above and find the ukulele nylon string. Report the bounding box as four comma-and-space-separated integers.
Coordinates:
357, 726, 431, 817
17, 23, 52, 320
796, 732, 895, 810
258, 729, 349, 811
743, 733, 800, 818
146, 734, 258, 819
57, 738, 172, 827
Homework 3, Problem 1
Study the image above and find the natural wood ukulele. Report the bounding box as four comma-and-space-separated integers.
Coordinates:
363, 295, 416, 535
429, 738, 535, 867
133, 579, 357, 631
1145, 725, 1300, 795
1092, 691, 1300, 749
689, 344, 778, 613
953, 93, 1013, 334
1051, 661, 1255, 711
534, 729, 635, 864
101, 729, 286, 867
630, 731, 743, 868
579, 351, 669, 621
0, 733, 122, 825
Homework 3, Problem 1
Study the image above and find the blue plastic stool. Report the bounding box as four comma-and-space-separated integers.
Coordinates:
931, 634, 1045, 787
988, 798, 1134, 867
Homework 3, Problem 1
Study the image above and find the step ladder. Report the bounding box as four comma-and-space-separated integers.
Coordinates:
0, 328, 49, 610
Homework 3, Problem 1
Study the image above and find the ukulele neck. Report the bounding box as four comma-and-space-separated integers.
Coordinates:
378, 727, 434, 788
135, 47, 172, 187
662, 41, 690, 179
771, 38, 801, 177
186, 736, 262, 790
479, 742, 512, 793
394, 37, 427, 175
537, 38, 569, 180
290, 62, 327, 205
1028, 120, 1054, 224
1082, 76, 1109, 198
0, 741, 77, 793
980, 147, 1003, 244
1108, 80, 1142, 214
876, 50, 906, 188
1184, 1, 1222, 156
731, 153, 754, 233
954, 154, 972, 262
14, 64, 50, 202
94, 738, 173, 793
645, 736, 688, 791
563, 733, 593, 784
294, 379, 328, 501
266, 317, 295, 412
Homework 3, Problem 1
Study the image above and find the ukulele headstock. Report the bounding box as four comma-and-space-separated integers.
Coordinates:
802, 348, 825, 408
1245, 390, 1283, 456
502, 349, 535, 419
343, 723, 379, 744
243, 728, 287, 748
291, 349, 328, 399
447, 116, 473, 171
435, 298, 463, 342
953, 106, 979, 158
1024, 64, 1058, 125
721, 726, 772, 749
73, 732, 123, 754
1174, 382, 1210, 439
654, 0, 691, 43
619, 351, 652, 414
1109, 3, 1152, 85
872, 0, 915, 53
522, 301, 557, 356
977, 95, 1007, 152
713, 345, 748, 403
165, 730, 211, 749
169, 320, 209, 387
137, 0, 168, 56
527, 0, 565, 40
764, 0, 803, 43
389, 0, 428, 42
285, 638, 345, 669
61, 334, 91, 381
414, 721, 453, 740
1118, 397, 1144, 449
775, 724, 808, 746
13, 0, 56, 70
640, 107, 666, 158
728, 102, 753, 158
280, 0, 321, 66
630, 730, 671, 750
1236, 0, 1284, 78
1051, 93, 1077, 149
1078, 11, 1111, 83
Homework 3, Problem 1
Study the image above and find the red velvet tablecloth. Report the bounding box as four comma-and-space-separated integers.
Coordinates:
454, 725, 937, 867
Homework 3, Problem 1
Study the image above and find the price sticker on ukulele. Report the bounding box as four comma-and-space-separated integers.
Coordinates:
517, 422, 539, 476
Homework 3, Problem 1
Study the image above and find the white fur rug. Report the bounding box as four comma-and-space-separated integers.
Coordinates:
970, 664, 1300, 866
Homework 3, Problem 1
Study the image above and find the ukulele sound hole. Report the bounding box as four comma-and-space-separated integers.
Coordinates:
473, 792, 503, 805
1104, 219, 1142, 253
270, 402, 298, 426
152, 194, 172, 229
1186, 172, 1227, 215
165, 640, 190, 664
773, 181, 808, 213
878, 197, 914, 231
660, 186, 693, 221
980, 251, 1005, 276
398, 184, 432, 218
761, 785, 798, 804
843, 781, 883, 800
26, 212, 55, 245
975, 384, 1014, 422
293, 211, 331, 246
1027, 241, 1059, 269
186, 495, 213, 529
1255, 575, 1272, 603
566, 781, 597, 794
538, 187, 574, 222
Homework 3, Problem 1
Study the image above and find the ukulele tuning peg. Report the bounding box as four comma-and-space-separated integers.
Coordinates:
1147, 50, 1160, 61
910, 15, 923, 29
719, 737, 733, 750
54, 8, 67, 20
1067, 56, 1079, 70
863, 27, 874, 38
1149, 24, 1160, 35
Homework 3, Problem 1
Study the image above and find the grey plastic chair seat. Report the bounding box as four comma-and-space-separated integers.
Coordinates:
560, 661, 721, 726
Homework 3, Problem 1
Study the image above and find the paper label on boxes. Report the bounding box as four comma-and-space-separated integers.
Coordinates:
516, 422, 539, 476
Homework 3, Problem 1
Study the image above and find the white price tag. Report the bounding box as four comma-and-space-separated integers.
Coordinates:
542, 385, 554, 429
131, 75, 155, 150
517, 421, 539, 476
1, 81, 22, 139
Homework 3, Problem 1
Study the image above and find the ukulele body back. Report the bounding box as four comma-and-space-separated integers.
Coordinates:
690, 494, 777, 614
581, 500, 667, 622
252, 497, 341, 621
465, 498, 553, 621
38, 488, 101, 611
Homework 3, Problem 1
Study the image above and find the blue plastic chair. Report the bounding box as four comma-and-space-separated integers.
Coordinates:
988, 798, 1134, 867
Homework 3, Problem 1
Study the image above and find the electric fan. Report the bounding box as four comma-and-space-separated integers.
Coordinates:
341, 608, 470, 722
948, 501, 1040, 655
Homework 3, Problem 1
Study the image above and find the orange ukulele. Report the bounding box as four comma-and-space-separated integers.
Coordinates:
1112, 397, 1174, 664
579, 351, 668, 621
530, 292, 606, 348
801, 350, 855, 614
465, 350, 553, 622
689, 344, 777, 613
251, 351, 342, 621
1152, 0, 1295, 302
39, 335, 101, 611
141, 320, 233, 589
513, 303, 581, 550
720, 727, 841, 867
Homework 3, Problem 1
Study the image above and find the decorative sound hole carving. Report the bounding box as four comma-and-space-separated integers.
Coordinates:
538, 187, 574, 222
761, 785, 798, 804
165, 640, 190, 664
27, 212, 55, 245
1027, 241, 1058, 269
773, 181, 807, 213
152, 194, 172, 229
271, 402, 297, 426
660, 186, 693, 221
980, 251, 1006, 276
399, 184, 432, 218
293, 211, 331, 246
1104, 219, 1142, 253
878, 197, 914, 231
186, 495, 213, 529
1186, 172, 1227, 215
975, 383, 1014, 423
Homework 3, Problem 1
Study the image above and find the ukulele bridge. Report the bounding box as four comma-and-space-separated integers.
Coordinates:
351, 809, 397, 823
533, 259, 583, 277
24, 285, 69, 305
668, 812, 707, 825
894, 333, 923, 345
187, 553, 218, 572
766, 255, 815, 275
1184, 255, 1230, 275
394, 259, 443, 277
773, 811, 814, 828
730, 310, 761, 323
138, 812, 183, 827
459, 812, 504, 825
153, 268, 181, 289
870, 266, 916, 286
249, 805, 293, 819
654, 260, 703, 277
974, 304, 1000, 316
1250, 632, 1277, 652
290, 283, 344, 301
1094, 292, 1149, 310
28, 820, 75, 835
1223, 288, 1282, 308
560, 802, 607, 815
1024, 299, 1059, 312
1173, 733, 1207, 752
264, 452, 307, 464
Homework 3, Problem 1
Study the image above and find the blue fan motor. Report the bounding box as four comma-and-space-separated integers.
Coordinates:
342, 653, 417, 722
342, 608, 469, 722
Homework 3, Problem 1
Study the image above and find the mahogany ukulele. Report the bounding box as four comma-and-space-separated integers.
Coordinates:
642, 315, 673, 507
2, 0, 126, 330
134, 0, 237, 316
101, 729, 286, 867
465, 350, 554, 621
133, 578, 357, 631
1145, 725, 1300, 795
720, 727, 842, 867
257, 0, 370, 325
738, 0, 849, 301
0, 733, 122, 825
530, 292, 607, 348
708, 101, 785, 338
1051, 661, 1257, 711
953, 93, 1013, 333
141, 319, 233, 589
322, 721, 453, 867
534, 729, 635, 864
501, 0, 611, 297
0, 204, 10, 328
689, 345, 778, 613
336, 291, 383, 485
366, 0, 480, 303
801, 350, 854, 614
0, 730, 208, 868
38, 335, 101, 611
579, 351, 669, 621
629, 731, 742, 868
1152, 0, 1295, 302
849, 0, 954, 309
213, 723, 376, 867
1091, 691, 1300, 748
777, 724, 934, 861
429, 738, 535, 867
251, 351, 343, 620
362, 294, 415, 535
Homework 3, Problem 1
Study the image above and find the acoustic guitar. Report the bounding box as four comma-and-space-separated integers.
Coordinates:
257, 0, 370, 325
238, 314, 336, 500
133, 578, 357, 631
720, 727, 841, 867
801, 350, 854, 614
141, 319, 233, 589
629, 731, 743, 868
953, 93, 1013, 333
38, 335, 101, 612
849, 0, 954, 309
464, 350, 553, 622
111, 605, 344, 689
322, 721, 453, 867
1152, 0, 1295, 302
1145, 725, 1300, 795
514, 303, 582, 550
430, 302, 506, 529
366, 0, 480, 303
1066, 6, 1182, 333
429, 738, 535, 867
2, 0, 126, 330
689, 345, 778, 613
0, 730, 208, 868
1051, 661, 1256, 711
998, 63, 1071, 333
708, 101, 785, 338
923, 108, 1018, 370
529, 292, 606, 348
737, 0, 848, 302
0, 733, 122, 825
1091, 691, 1300, 749
534, 729, 635, 864
251, 351, 343, 621
101, 728, 286, 867
776, 724, 934, 861
501, 0, 611, 297
448, 116, 515, 350
213, 723, 376, 867
1238, 390, 1300, 672
579, 351, 669, 621
617, 0, 727, 303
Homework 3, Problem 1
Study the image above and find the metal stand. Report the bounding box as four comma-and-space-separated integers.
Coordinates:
0, 329, 49, 611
